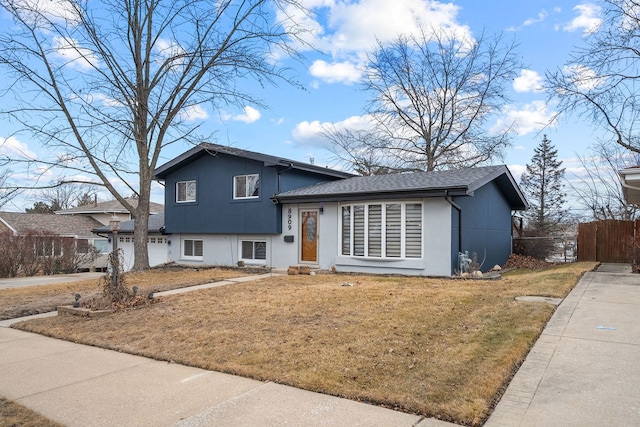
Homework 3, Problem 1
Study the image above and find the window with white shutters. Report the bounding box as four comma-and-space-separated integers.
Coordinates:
340, 201, 422, 259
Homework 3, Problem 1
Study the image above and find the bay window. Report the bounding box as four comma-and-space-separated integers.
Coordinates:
341, 202, 422, 259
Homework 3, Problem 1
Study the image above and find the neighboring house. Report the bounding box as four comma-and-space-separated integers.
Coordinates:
55, 197, 164, 224
57, 197, 166, 271
94, 214, 168, 272
0, 212, 105, 271
153, 143, 527, 276
619, 166, 640, 204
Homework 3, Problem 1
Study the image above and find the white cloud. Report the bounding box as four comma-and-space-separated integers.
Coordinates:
309, 60, 362, 84
52, 36, 99, 70
12, 0, 80, 27
491, 101, 557, 136
222, 106, 261, 124
85, 93, 123, 108
513, 69, 543, 93
563, 64, 604, 91
507, 163, 527, 182
292, 115, 374, 147
563, 4, 602, 34
523, 10, 549, 27
284, 0, 472, 85
0, 136, 38, 160
155, 38, 187, 67
179, 104, 209, 122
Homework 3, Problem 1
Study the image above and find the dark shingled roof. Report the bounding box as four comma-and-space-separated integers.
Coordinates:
274, 165, 527, 210
0, 212, 103, 237
153, 142, 355, 180
93, 213, 165, 234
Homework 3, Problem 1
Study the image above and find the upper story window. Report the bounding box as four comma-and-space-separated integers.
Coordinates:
176, 180, 196, 203
234, 174, 259, 199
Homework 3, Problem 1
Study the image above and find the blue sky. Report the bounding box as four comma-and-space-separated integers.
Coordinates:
0, 0, 607, 213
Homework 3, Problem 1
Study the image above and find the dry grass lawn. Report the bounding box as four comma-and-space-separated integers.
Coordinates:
0, 267, 252, 320
0, 397, 63, 427
14, 262, 596, 426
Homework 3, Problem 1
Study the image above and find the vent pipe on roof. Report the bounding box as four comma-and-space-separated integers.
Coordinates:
94, 194, 98, 207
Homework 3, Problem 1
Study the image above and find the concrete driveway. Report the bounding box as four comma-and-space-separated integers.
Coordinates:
0, 272, 105, 290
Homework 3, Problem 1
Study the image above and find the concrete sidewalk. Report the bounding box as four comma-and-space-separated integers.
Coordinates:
486, 263, 640, 426
0, 272, 105, 290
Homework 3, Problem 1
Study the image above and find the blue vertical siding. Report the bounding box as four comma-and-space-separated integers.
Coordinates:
162, 153, 341, 234
452, 181, 513, 272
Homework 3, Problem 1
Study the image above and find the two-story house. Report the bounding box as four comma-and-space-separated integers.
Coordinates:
153, 143, 527, 276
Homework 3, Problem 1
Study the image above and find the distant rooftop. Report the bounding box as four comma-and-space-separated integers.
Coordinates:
55, 197, 163, 215
0, 212, 102, 237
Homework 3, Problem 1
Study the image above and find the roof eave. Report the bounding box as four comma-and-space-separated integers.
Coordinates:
274, 187, 469, 204
153, 142, 355, 180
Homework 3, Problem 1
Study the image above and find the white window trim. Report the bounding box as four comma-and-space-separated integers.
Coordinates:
239, 240, 267, 263
182, 238, 203, 261
176, 180, 197, 203
340, 201, 423, 259
233, 174, 260, 200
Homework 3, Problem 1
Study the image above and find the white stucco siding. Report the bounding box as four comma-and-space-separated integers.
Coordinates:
167, 233, 284, 269
421, 198, 453, 276
276, 199, 452, 276
166, 198, 453, 276
272, 203, 340, 270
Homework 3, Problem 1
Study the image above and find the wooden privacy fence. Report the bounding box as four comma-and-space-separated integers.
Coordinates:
577, 220, 637, 262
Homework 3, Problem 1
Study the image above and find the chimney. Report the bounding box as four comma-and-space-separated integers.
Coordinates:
94, 194, 97, 207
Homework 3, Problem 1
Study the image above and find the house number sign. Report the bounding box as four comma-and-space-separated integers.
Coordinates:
287, 208, 292, 230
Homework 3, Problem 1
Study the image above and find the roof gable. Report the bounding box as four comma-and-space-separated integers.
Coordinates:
153, 142, 355, 180
274, 165, 527, 210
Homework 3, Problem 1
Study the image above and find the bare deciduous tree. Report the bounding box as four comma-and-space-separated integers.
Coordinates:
327, 27, 520, 173
545, 0, 640, 155
38, 183, 97, 211
0, 168, 19, 209
0, 0, 308, 270
570, 140, 640, 220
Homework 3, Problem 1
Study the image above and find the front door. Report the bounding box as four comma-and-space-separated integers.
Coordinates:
300, 210, 318, 263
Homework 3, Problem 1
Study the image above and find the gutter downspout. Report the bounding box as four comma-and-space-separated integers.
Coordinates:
445, 191, 463, 259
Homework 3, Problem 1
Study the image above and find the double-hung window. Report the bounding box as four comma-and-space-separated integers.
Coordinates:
182, 239, 203, 260
341, 202, 422, 259
234, 174, 259, 199
176, 180, 196, 203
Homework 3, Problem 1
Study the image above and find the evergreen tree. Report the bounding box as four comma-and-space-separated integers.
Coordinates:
520, 135, 567, 236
